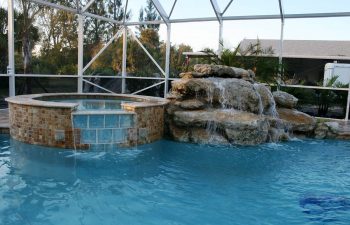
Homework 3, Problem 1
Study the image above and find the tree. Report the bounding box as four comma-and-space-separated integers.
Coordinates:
106, 0, 130, 37
85, 0, 107, 45
89, 38, 123, 73
165, 43, 193, 77
16, 0, 41, 93
138, 0, 161, 32
17, 0, 40, 73
37, 0, 79, 76
0, 8, 8, 73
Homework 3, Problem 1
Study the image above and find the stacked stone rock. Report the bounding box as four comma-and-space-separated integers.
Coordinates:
273, 91, 350, 140
166, 64, 318, 146
179, 64, 255, 82
272, 91, 316, 134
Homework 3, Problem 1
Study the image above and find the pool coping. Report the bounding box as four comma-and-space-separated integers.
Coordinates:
72, 110, 136, 115
5, 93, 169, 109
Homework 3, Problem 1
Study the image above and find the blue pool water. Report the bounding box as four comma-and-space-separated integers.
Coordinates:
1, 134, 350, 225
51, 99, 133, 111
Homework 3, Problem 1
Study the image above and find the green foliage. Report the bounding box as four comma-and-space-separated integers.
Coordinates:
85, 0, 107, 45
0, 8, 8, 73
105, 0, 130, 40
200, 39, 284, 84
138, 0, 161, 32
167, 44, 193, 77
282, 75, 348, 118
0, 2, 192, 96
315, 76, 348, 116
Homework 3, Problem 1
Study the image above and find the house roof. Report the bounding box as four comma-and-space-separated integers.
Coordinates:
240, 39, 350, 60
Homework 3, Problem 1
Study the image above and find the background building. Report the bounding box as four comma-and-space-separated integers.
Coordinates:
240, 39, 350, 84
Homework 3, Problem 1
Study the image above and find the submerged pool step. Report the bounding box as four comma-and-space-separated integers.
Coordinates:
72, 111, 135, 145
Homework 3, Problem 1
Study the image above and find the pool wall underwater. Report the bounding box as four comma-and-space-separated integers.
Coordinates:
5, 93, 169, 149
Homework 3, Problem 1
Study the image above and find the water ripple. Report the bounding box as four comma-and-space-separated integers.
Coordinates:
0, 135, 350, 224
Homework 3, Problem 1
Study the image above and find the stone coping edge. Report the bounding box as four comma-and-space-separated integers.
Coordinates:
5, 93, 169, 109
72, 110, 136, 115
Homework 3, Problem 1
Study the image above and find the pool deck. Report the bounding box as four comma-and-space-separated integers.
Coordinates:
0, 109, 9, 134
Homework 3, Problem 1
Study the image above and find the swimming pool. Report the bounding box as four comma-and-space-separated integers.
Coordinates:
1, 134, 350, 225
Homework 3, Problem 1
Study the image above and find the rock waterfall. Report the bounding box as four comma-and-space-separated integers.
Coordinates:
165, 64, 317, 145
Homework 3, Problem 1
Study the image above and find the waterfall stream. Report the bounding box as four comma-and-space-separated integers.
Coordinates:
200, 78, 284, 142
253, 83, 265, 116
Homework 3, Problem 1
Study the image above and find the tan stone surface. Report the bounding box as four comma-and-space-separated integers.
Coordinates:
273, 91, 298, 109
124, 105, 165, 145
9, 103, 77, 148
170, 78, 265, 114
277, 108, 316, 132
180, 99, 205, 110
6, 93, 168, 149
172, 109, 269, 145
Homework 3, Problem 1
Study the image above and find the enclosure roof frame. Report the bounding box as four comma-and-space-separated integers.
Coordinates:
5, 0, 350, 121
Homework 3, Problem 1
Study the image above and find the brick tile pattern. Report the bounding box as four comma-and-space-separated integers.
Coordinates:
8, 102, 166, 149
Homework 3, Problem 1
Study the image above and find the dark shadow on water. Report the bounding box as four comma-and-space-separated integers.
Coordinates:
300, 194, 350, 223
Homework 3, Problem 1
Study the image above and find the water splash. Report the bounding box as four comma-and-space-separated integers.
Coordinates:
205, 119, 222, 144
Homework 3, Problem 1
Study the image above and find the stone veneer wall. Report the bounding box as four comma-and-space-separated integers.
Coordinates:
8, 103, 79, 148
7, 94, 168, 149
122, 104, 165, 145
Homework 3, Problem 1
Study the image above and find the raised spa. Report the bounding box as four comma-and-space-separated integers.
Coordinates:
6, 93, 169, 149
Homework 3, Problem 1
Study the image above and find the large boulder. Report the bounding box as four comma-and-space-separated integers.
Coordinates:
173, 109, 269, 145
170, 78, 216, 98
193, 64, 238, 78
314, 121, 350, 140
273, 91, 298, 109
190, 128, 229, 145
179, 71, 211, 79
192, 64, 257, 81
170, 78, 263, 114
179, 72, 194, 79
230, 67, 249, 77
211, 78, 262, 114
314, 122, 332, 139
168, 122, 190, 142
165, 100, 182, 115
225, 127, 268, 145
266, 117, 290, 142
180, 99, 205, 110
267, 127, 290, 142
231, 67, 255, 82
277, 108, 316, 132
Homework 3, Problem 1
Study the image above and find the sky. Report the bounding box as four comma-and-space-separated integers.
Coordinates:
1, 0, 350, 51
